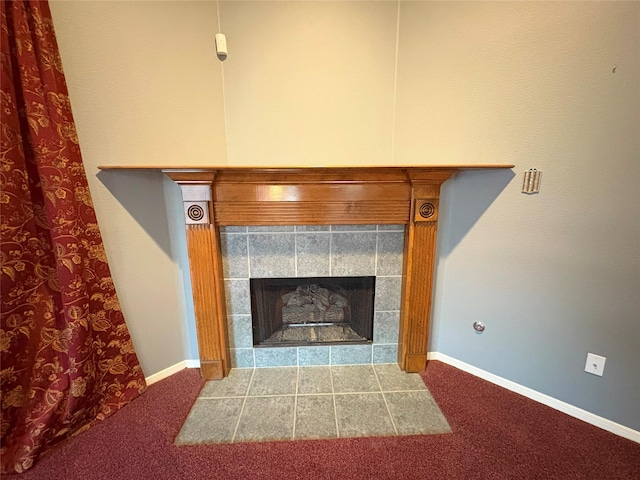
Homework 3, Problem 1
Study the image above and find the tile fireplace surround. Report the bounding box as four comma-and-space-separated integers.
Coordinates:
98, 165, 513, 379
221, 224, 404, 368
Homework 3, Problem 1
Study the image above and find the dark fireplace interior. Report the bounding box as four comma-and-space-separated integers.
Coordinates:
250, 276, 375, 347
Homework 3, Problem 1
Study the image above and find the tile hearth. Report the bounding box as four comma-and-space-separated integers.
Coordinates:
175, 364, 451, 445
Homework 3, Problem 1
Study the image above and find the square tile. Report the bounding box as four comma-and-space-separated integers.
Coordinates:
296, 225, 330, 232
225, 279, 251, 315
248, 367, 297, 396
230, 349, 254, 368
234, 396, 295, 442
331, 225, 376, 231
298, 367, 332, 394
228, 315, 253, 348
374, 364, 427, 392
374, 277, 401, 311
254, 347, 297, 367
376, 231, 404, 276
199, 369, 253, 398
298, 346, 330, 366
330, 344, 372, 365
248, 233, 295, 277
220, 226, 248, 233
331, 365, 380, 393
294, 395, 337, 440
373, 344, 398, 364
296, 233, 331, 277
248, 226, 295, 232
331, 232, 377, 276
174, 398, 243, 445
373, 311, 399, 344
384, 391, 452, 435
377, 225, 404, 231
334, 393, 396, 438
221, 233, 248, 278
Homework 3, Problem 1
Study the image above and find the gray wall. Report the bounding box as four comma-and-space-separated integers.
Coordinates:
50, 1, 639, 431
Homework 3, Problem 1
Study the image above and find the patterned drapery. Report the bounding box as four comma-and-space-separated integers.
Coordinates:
1, 1, 146, 474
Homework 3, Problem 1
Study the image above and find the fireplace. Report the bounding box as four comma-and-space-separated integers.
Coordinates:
220, 224, 402, 367
97, 164, 513, 379
251, 276, 375, 347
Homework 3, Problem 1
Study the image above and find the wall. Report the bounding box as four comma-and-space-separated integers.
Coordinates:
395, 1, 639, 431
49, 0, 227, 374
49, 1, 639, 431
218, 0, 398, 165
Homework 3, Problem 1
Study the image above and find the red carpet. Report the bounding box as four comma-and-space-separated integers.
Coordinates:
13, 361, 640, 479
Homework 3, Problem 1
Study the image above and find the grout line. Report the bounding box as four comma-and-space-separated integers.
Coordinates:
295, 392, 334, 397
329, 228, 333, 276
333, 388, 426, 395
292, 367, 299, 440
374, 229, 379, 277
329, 366, 340, 438
294, 231, 298, 277
199, 389, 423, 401
231, 368, 255, 443
245, 233, 251, 278
224, 230, 382, 235
373, 365, 399, 435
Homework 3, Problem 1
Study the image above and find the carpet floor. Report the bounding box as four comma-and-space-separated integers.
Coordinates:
13, 361, 640, 480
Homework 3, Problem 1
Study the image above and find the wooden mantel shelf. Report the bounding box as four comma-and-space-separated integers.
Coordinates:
99, 164, 513, 379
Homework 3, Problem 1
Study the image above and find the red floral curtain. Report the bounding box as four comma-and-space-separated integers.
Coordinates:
0, 1, 146, 474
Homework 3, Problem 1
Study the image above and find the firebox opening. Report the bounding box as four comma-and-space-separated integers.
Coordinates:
250, 276, 375, 347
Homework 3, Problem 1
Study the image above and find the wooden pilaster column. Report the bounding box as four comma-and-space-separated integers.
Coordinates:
167, 171, 230, 380
398, 170, 455, 373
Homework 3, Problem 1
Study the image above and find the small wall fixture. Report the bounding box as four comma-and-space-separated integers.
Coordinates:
473, 321, 485, 333
522, 168, 541, 194
215, 33, 227, 61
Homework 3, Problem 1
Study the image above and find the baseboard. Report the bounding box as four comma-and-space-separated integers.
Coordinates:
427, 352, 640, 444
144, 359, 200, 385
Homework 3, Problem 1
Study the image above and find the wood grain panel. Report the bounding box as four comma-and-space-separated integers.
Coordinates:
398, 221, 439, 373
214, 168, 410, 184
214, 201, 411, 225
214, 183, 410, 203
185, 224, 230, 380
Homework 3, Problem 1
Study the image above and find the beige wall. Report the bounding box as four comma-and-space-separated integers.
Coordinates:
49, 1, 639, 430
219, 1, 398, 165
50, 0, 227, 375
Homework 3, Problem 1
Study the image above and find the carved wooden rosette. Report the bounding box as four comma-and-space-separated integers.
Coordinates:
170, 172, 231, 380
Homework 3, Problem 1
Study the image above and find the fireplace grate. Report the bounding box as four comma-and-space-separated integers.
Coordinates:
250, 276, 375, 347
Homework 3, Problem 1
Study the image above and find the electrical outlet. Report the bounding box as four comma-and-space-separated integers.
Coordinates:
585, 353, 606, 377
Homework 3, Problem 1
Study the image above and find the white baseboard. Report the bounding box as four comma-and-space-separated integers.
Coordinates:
428, 352, 640, 444
144, 359, 200, 385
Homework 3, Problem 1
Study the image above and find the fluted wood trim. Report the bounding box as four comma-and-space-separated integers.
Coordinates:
214, 201, 410, 225
399, 218, 439, 373
185, 224, 230, 380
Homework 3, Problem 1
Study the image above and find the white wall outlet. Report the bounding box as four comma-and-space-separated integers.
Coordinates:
584, 353, 606, 377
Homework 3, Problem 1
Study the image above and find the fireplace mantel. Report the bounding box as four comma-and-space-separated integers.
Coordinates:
99, 164, 513, 379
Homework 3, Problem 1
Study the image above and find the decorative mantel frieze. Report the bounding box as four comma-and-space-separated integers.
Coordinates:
99, 165, 513, 379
